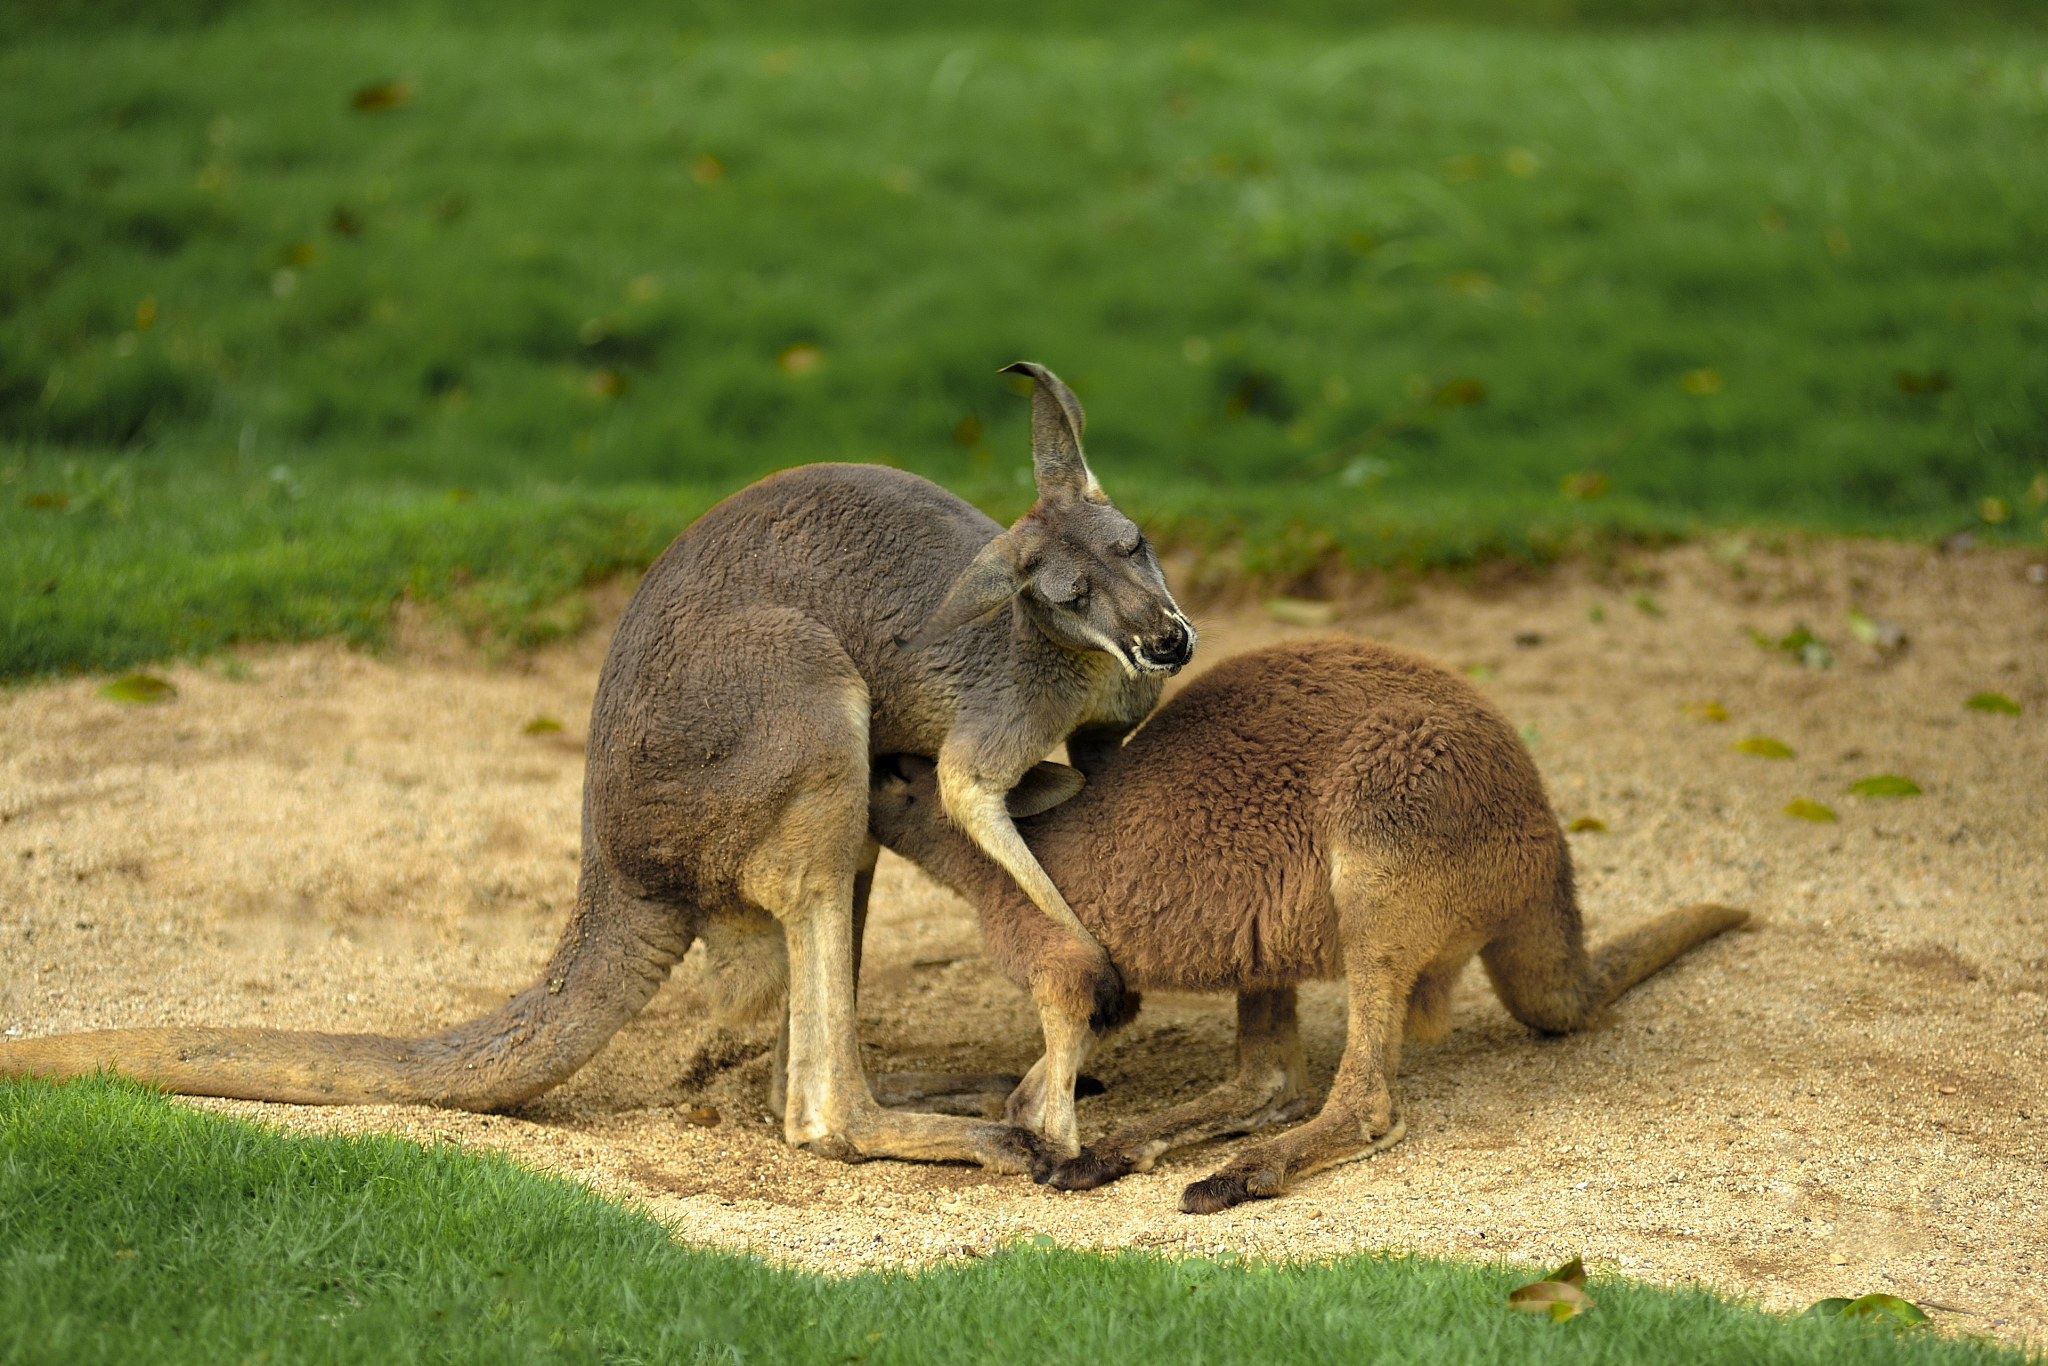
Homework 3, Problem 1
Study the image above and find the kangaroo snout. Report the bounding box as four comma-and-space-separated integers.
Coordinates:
1133, 615, 1196, 675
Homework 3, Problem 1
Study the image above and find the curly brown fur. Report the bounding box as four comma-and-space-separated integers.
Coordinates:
870, 638, 1749, 1206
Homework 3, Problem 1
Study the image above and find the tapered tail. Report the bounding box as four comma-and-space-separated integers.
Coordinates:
0, 867, 690, 1110
1593, 902, 1750, 1007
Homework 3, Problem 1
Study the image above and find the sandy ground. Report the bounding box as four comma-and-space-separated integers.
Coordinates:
2, 536, 2044, 1345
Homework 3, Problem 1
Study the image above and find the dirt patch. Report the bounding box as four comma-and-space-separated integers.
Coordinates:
4, 537, 2045, 1345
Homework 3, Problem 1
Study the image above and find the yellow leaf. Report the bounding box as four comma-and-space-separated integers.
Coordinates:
1783, 799, 1837, 821
1682, 701, 1729, 723
1734, 736, 1792, 758
99, 674, 176, 704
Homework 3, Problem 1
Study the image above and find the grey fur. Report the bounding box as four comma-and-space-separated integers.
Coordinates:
1, 365, 1194, 1172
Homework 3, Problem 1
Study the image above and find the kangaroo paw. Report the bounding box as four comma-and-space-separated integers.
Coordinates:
1087, 964, 1130, 1034
980, 1125, 1058, 1180
799, 1134, 867, 1165
1048, 1146, 1135, 1192
1242, 1161, 1288, 1199
1179, 1172, 1252, 1215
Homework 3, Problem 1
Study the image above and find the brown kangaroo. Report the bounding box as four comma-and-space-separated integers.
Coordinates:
866, 637, 1749, 1211
0, 363, 1195, 1172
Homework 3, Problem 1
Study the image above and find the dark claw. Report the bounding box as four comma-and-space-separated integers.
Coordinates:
1179, 1172, 1252, 1215
1024, 1130, 1061, 1184
1048, 1147, 1134, 1192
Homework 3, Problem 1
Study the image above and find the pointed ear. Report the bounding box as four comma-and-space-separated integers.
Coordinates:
898, 527, 1032, 651
1005, 761, 1085, 818
1000, 361, 1100, 501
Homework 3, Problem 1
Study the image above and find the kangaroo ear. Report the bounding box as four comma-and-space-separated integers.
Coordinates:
1005, 761, 1085, 818
899, 527, 1032, 651
1000, 361, 1101, 502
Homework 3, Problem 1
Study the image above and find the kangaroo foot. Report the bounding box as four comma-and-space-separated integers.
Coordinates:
1045, 1145, 1136, 1192
983, 1125, 1059, 1178
798, 1134, 868, 1164
1179, 1170, 1255, 1214
1179, 1159, 1288, 1213
1179, 1115, 1409, 1214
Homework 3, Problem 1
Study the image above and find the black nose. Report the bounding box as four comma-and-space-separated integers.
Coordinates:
1150, 620, 1193, 667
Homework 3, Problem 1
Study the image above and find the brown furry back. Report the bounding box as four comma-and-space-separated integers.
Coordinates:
882, 638, 1566, 1012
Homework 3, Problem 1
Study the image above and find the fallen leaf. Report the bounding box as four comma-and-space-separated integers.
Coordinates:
351, 80, 413, 113
1847, 775, 1920, 797
1545, 1257, 1587, 1288
1681, 367, 1723, 395
1630, 591, 1663, 617
1783, 799, 1837, 822
523, 716, 564, 734
1462, 663, 1496, 681
1561, 470, 1610, 499
1806, 1293, 1929, 1327
1965, 692, 2021, 714
1845, 606, 1907, 654
1263, 597, 1339, 627
778, 342, 822, 376
1682, 701, 1729, 723
1734, 736, 1793, 758
1568, 817, 1607, 833
99, 674, 176, 704
1937, 1085, 1958, 1095
1749, 622, 1830, 668
683, 1105, 720, 1127
587, 369, 626, 398
1509, 1258, 1594, 1319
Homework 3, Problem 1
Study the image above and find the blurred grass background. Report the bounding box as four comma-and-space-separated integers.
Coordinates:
4, 0, 2046, 675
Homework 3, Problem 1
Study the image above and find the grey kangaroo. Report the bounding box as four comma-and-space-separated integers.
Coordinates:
1, 363, 1195, 1171
867, 637, 1749, 1210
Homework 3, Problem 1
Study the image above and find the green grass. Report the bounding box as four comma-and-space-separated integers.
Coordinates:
1, 1075, 2032, 1366
3, 5, 2047, 677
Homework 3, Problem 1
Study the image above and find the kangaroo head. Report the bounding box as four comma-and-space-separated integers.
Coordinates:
900, 362, 1197, 677
870, 754, 1084, 854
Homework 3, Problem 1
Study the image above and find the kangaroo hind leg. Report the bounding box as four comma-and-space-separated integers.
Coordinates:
1050, 987, 1309, 1193
740, 658, 1045, 1172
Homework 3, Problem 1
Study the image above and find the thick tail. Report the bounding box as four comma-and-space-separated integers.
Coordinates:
0, 864, 691, 1110
1593, 902, 1749, 1007
1483, 897, 1748, 1035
